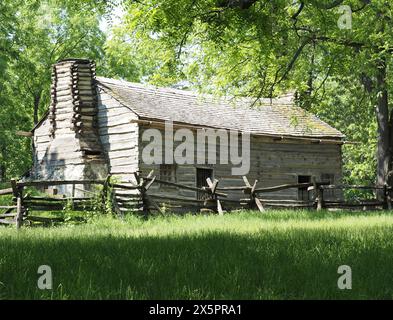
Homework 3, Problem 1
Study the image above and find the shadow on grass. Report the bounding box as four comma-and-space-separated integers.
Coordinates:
1, 225, 393, 300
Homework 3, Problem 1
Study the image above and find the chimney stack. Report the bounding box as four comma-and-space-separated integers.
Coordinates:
50, 58, 98, 137
36, 59, 108, 191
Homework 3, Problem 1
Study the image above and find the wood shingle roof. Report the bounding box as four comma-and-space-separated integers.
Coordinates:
97, 77, 344, 140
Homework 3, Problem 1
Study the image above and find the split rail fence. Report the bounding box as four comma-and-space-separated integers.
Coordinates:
0, 171, 391, 229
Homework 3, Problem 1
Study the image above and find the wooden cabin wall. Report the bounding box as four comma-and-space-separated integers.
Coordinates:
245, 136, 342, 200
138, 125, 215, 202
97, 90, 139, 194
33, 117, 51, 170
138, 125, 343, 208
212, 136, 343, 200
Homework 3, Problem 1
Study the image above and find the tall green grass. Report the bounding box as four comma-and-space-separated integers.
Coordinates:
1, 210, 393, 299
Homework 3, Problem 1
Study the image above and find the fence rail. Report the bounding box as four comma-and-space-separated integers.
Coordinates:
0, 171, 391, 229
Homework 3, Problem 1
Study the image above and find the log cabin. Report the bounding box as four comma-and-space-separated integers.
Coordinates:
28, 58, 345, 211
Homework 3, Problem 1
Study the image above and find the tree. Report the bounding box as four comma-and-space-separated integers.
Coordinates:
119, 0, 393, 191
0, 0, 112, 180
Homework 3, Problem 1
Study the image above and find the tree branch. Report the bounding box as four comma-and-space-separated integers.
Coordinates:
311, 36, 365, 49
274, 38, 311, 87
252, 38, 311, 105
312, 0, 344, 10
216, 0, 258, 9
292, 2, 304, 20
352, 0, 371, 13
56, 32, 90, 60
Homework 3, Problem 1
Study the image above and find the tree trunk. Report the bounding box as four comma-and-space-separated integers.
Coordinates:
0, 146, 6, 182
375, 57, 390, 196
33, 91, 42, 125
0, 164, 5, 182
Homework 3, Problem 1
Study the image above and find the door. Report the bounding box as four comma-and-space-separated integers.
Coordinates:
196, 168, 213, 200
298, 175, 311, 201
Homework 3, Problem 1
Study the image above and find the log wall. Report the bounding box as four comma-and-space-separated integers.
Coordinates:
96, 89, 140, 211
138, 125, 343, 206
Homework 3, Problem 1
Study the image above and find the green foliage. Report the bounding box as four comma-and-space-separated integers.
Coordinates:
103, 181, 115, 216
62, 200, 76, 222
0, 195, 12, 207
115, 0, 393, 185
308, 77, 378, 187
1, 0, 390, 187
0, 0, 119, 181
85, 185, 105, 216
86, 184, 114, 217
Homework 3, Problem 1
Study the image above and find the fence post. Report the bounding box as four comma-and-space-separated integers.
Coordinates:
16, 194, 23, 229
242, 176, 264, 212
134, 172, 148, 217
204, 178, 224, 215
141, 185, 148, 217
312, 177, 323, 211
11, 179, 24, 229
102, 175, 111, 213
137, 171, 162, 217
318, 188, 324, 211
71, 183, 75, 210
384, 184, 391, 210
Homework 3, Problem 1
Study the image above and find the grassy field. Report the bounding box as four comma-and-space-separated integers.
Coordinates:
1, 209, 393, 299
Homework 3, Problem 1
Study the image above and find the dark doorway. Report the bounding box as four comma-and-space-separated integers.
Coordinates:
298, 175, 311, 201
196, 168, 213, 200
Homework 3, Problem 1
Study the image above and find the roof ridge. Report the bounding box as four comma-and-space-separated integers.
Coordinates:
96, 76, 295, 107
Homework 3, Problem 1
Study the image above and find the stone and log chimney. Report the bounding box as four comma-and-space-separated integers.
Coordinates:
33, 59, 107, 194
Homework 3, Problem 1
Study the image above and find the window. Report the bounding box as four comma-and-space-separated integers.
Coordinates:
160, 164, 177, 183
298, 175, 311, 201
196, 168, 213, 200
